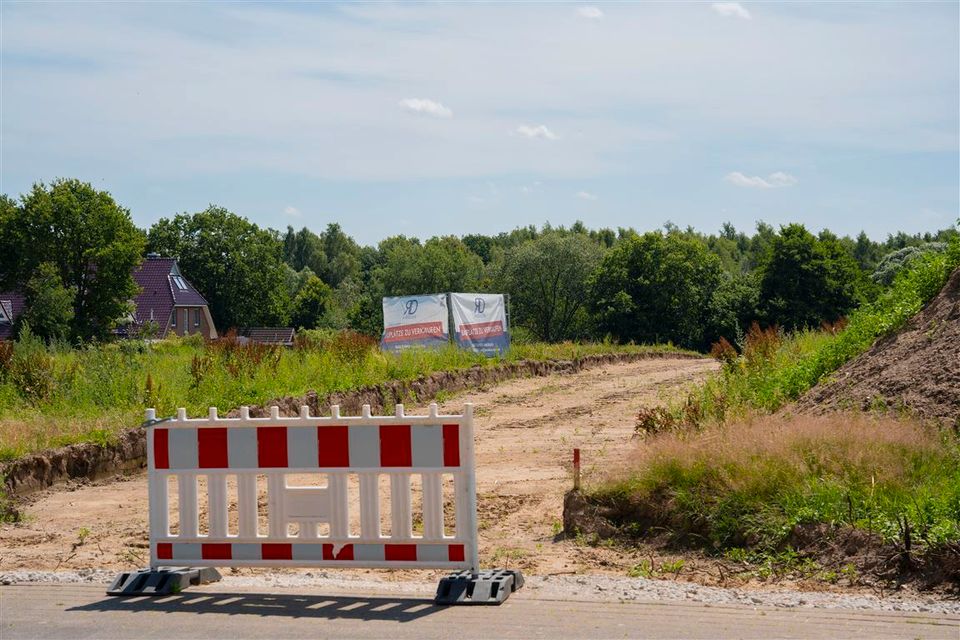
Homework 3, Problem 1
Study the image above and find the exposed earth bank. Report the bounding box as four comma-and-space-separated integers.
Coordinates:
798, 267, 960, 422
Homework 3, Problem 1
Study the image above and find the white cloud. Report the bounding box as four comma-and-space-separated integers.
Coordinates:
399, 98, 453, 119
724, 171, 798, 189
711, 2, 751, 20
283, 205, 301, 217
577, 190, 599, 200
577, 6, 604, 19
520, 181, 542, 195
516, 124, 559, 140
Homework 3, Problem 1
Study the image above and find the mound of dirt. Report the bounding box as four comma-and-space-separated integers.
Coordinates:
798, 267, 960, 422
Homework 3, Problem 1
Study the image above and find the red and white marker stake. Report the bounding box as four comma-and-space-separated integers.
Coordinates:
573, 448, 581, 491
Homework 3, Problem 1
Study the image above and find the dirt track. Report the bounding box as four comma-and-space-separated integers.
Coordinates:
0, 357, 716, 576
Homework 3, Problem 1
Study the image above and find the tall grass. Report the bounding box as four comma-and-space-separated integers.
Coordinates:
0, 331, 684, 460
591, 414, 960, 552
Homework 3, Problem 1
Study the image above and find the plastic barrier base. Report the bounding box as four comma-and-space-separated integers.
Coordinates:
106, 567, 222, 596
434, 569, 524, 605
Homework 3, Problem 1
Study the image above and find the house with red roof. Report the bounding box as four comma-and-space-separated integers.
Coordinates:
0, 254, 217, 341
125, 254, 218, 339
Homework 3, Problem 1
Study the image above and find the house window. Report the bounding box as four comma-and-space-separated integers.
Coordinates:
172, 276, 188, 290
171, 309, 177, 327
194, 309, 201, 327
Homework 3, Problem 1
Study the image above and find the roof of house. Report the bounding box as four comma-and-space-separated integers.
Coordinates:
130, 256, 209, 334
239, 327, 296, 345
0, 291, 25, 341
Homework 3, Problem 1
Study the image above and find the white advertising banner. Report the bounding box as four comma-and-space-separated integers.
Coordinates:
450, 293, 510, 356
380, 294, 449, 352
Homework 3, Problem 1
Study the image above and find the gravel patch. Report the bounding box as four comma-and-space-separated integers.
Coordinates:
3, 570, 958, 615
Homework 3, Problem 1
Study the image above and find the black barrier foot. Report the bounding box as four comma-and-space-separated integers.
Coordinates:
434, 569, 524, 605
106, 567, 222, 596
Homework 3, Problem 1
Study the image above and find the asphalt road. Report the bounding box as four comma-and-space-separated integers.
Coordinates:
2, 583, 957, 639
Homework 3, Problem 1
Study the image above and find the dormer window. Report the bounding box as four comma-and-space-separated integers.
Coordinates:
172, 276, 188, 290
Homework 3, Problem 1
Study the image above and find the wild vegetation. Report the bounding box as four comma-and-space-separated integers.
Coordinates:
584, 240, 960, 585
591, 414, 959, 568
0, 330, 681, 460
653, 234, 960, 430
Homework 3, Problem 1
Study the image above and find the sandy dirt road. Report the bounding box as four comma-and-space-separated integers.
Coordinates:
0, 357, 716, 577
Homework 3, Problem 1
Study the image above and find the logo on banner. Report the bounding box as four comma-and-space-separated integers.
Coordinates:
474, 297, 485, 314
404, 299, 419, 316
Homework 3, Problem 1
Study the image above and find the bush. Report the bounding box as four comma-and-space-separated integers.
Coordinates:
8, 324, 55, 403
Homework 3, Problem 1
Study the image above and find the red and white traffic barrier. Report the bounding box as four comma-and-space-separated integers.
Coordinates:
145, 403, 479, 572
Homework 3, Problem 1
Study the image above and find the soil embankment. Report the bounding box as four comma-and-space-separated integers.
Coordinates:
798, 267, 960, 422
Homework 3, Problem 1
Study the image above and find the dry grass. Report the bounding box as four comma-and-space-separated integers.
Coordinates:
621, 413, 940, 485
589, 413, 960, 551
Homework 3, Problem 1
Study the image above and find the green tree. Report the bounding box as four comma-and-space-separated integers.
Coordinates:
283, 226, 326, 276
147, 207, 290, 330
18, 262, 75, 342
757, 224, 864, 330
0, 179, 144, 340
376, 235, 484, 296
320, 223, 362, 287
497, 233, 603, 341
588, 232, 723, 348
290, 274, 333, 330
703, 272, 760, 346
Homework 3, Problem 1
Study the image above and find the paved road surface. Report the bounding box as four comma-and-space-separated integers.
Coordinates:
2, 583, 957, 639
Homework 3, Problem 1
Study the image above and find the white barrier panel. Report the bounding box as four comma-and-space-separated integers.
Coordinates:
146, 403, 479, 572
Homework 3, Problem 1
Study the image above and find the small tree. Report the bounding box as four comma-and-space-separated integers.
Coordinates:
589, 232, 723, 349
290, 275, 333, 330
18, 262, 75, 342
497, 233, 603, 341
758, 224, 864, 330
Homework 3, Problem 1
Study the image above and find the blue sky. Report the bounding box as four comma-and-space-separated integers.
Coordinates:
2, 2, 957, 245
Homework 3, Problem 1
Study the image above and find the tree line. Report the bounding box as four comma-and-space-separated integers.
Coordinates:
1, 179, 956, 349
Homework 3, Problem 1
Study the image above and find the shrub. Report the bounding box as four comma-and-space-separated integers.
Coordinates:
8, 324, 55, 403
